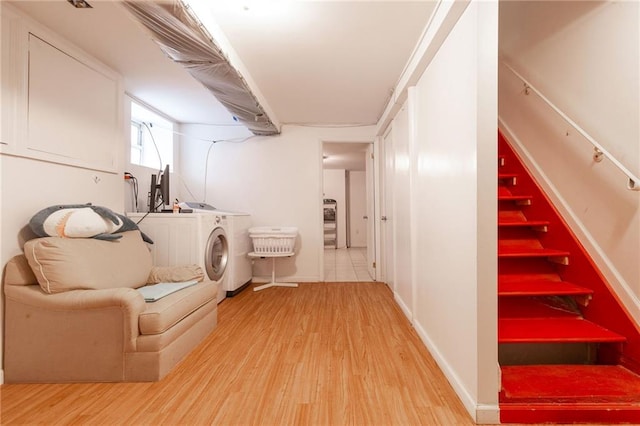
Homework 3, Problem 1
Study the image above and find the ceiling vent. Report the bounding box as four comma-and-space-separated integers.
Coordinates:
122, 0, 278, 136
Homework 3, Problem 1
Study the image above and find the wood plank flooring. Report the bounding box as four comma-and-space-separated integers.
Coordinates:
0, 282, 475, 425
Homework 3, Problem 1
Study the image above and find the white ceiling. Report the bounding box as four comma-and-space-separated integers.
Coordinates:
200, 1, 436, 126
8, 0, 435, 128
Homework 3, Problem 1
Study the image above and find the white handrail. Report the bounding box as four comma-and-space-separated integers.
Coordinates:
503, 61, 640, 191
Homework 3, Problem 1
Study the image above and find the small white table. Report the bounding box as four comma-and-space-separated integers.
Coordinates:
248, 252, 299, 292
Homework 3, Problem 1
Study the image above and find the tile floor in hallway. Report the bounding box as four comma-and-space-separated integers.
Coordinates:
324, 247, 374, 282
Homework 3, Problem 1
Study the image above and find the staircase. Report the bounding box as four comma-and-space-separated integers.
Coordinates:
497, 132, 640, 423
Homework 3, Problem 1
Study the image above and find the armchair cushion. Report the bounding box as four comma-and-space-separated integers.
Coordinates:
23, 230, 152, 294
138, 281, 217, 335
146, 264, 204, 284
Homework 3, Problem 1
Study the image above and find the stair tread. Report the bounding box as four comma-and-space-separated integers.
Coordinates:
499, 317, 626, 343
501, 365, 640, 403
498, 194, 532, 201
499, 280, 593, 297
498, 219, 550, 227
498, 246, 570, 258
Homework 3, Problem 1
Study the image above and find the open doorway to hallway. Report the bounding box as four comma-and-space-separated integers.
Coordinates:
324, 247, 373, 282
322, 141, 375, 282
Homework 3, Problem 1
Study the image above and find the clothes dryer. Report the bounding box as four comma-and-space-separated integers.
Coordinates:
126, 212, 229, 303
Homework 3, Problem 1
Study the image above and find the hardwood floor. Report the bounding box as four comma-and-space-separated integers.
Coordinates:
1, 282, 474, 425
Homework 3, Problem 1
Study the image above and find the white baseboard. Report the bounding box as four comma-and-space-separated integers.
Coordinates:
394, 292, 412, 321
251, 275, 321, 284
413, 320, 500, 424
476, 404, 500, 424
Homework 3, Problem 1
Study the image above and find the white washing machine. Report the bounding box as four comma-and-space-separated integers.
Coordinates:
213, 210, 253, 296
126, 212, 230, 303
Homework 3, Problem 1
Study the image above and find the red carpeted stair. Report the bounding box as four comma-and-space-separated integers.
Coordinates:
498, 132, 640, 423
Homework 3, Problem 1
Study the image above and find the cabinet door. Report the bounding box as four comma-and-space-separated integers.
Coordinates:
26, 33, 119, 171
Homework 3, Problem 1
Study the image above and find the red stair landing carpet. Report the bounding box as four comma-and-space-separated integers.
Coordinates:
501, 365, 640, 403
500, 365, 640, 423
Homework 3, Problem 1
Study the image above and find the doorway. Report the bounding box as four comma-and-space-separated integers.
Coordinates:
322, 141, 375, 282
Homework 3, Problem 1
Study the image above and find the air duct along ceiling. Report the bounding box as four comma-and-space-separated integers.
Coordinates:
122, 0, 278, 136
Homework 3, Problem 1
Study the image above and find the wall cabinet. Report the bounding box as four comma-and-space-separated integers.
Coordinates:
0, 4, 122, 173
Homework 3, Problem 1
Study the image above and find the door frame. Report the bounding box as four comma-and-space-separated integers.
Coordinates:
379, 124, 395, 290
319, 138, 376, 282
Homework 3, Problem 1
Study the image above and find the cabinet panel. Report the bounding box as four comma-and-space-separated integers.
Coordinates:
26, 34, 118, 171
0, 6, 21, 147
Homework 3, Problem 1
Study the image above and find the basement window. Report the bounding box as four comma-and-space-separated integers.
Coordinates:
129, 101, 174, 171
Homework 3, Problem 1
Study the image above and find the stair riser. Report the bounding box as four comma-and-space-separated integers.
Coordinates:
499, 258, 558, 276
500, 406, 640, 424
499, 227, 540, 240
499, 342, 595, 366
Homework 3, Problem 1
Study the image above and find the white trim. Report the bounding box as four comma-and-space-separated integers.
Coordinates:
394, 292, 412, 321
499, 119, 640, 325
318, 138, 326, 282
414, 320, 500, 424
251, 275, 321, 284
476, 404, 500, 424
407, 87, 419, 325
373, 136, 383, 282
376, 0, 470, 136
0, 369, 4, 385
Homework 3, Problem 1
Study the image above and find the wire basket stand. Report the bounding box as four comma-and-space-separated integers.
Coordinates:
248, 227, 298, 291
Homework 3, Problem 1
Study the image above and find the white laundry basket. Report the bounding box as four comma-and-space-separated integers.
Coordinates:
249, 226, 298, 255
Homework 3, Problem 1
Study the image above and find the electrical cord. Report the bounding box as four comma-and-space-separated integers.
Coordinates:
174, 172, 198, 201
135, 198, 165, 225
124, 172, 139, 212
137, 118, 257, 207
203, 140, 218, 203
142, 122, 163, 174
201, 135, 255, 203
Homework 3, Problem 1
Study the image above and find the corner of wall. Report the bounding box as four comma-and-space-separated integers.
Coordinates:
475, 405, 500, 424
413, 319, 485, 423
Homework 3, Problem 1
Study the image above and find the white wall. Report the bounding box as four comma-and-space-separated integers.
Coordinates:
323, 169, 347, 248
0, 4, 125, 384
179, 124, 376, 282
499, 1, 640, 320
381, 0, 499, 421
348, 171, 367, 247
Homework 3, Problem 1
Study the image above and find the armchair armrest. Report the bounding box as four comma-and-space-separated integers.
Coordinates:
5, 285, 146, 354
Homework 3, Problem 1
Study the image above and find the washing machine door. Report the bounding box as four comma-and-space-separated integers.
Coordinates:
205, 226, 228, 282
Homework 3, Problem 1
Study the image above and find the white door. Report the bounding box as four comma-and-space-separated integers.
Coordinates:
381, 127, 395, 290
365, 143, 375, 279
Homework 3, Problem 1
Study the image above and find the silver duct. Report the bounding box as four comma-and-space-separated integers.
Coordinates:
122, 0, 278, 136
